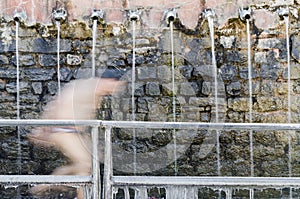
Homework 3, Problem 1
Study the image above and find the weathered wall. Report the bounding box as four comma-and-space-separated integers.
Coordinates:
0, 0, 298, 28
0, 0, 300, 198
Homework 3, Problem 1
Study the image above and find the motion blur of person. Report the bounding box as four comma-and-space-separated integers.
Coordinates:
28, 77, 125, 198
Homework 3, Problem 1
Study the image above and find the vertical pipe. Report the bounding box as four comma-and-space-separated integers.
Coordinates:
104, 126, 113, 199
92, 126, 100, 199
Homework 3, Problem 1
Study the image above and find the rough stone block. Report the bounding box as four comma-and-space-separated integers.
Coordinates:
220, 64, 237, 81
180, 82, 197, 96
137, 66, 156, 80
220, 36, 236, 49
31, 82, 43, 95
0, 68, 16, 79
260, 64, 281, 79
226, 81, 241, 96
0, 55, 9, 65
21, 68, 56, 81
66, 54, 82, 65
32, 38, 72, 53
12, 55, 35, 67
146, 82, 161, 96
38, 54, 60, 67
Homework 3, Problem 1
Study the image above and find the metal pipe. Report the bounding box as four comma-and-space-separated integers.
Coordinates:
278, 7, 289, 20
91, 126, 100, 199
52, 8, 67, 22
112, 176, 300, 188
13, 11, 27, 23
0, 119, 300, 131
202, 8, 215, 19
91, 9, 104, 23
164, 8, 177, 24
104, 126, 113, 199
239, 7, 252, 21
0, 175, 91, 184
129, 10, 141, 21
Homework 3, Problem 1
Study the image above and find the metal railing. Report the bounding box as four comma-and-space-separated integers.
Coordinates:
1, 119, 300, 198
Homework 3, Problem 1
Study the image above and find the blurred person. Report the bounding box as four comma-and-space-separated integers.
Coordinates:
28, 77, 124, 198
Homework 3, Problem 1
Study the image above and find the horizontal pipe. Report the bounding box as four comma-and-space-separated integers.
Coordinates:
0, 175, 91, 184
112, 176, 300, 188
0, 119, 299, 131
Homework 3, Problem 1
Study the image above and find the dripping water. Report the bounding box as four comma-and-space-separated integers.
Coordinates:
92, 19, 98, 77
131, 19, 137, 175
56, 20, 61, 95
170, 20, 178, 176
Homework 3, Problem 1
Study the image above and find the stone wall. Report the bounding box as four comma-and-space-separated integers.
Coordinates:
1, 0, 300, 198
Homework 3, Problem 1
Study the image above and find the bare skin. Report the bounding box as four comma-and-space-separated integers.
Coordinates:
28, 78, 124, 198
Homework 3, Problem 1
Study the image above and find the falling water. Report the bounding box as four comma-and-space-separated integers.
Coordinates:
56, 20, 61, 95
246, 18, 255, 199
225, 188, 232, 199
284, 15, 292, 174
15, 20, 22, 199
284, 14, 293, 199
169, 20, 178, 176
166, 186, 198, 199
91, 19, 98, 77
15, 19, 22, 169
207, 14, 220, 176
246, 19, 254, 177
131, 19, 137, 175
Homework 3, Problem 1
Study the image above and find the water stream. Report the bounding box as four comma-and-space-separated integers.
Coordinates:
15, 20, 22, 199
169, 20, 178, 176
284, 14, 293, 199
15, 20, 21, 173
207, 13, 221, 177
131, 19, 137, 175
246, 18, 255, 199
92, 19, 98, 77
56, 20, 61, 95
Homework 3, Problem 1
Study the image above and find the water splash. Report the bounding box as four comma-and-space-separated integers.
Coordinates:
56, 20, 61, 95
91, 19, 98, 77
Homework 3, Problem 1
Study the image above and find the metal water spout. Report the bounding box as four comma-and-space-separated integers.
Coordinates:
165, 8, 177, 24
278, 7, 289, 20
91, 9, 105, 23
129, 10, 141, 21
239, 7, 252, 21
52, 8, 67, 22
13, 10, 27, 23
202, 8, 215, 19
